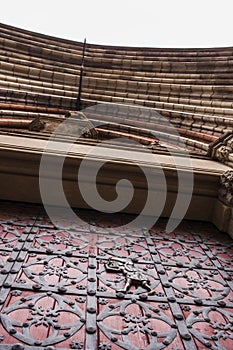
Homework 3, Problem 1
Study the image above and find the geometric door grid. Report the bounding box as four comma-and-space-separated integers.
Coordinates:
0, 201, 233, 350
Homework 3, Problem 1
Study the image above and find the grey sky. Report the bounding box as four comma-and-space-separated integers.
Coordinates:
1, 0, 232, 48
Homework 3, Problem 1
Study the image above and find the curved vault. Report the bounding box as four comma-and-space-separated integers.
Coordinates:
0, 23, 233, 165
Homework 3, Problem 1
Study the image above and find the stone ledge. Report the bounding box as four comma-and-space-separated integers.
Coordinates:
0, 134, 231, 236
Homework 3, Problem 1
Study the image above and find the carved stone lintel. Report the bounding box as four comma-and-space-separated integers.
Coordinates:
219, 170, 233, 206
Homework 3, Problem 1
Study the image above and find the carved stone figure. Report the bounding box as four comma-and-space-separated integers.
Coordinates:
105, 257, 154, 294
219, 170, 233, 206
227, 137, 233, 150
216, 145, 232, 162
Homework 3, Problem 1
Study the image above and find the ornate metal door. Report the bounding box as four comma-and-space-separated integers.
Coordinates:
0, 202, 233, 350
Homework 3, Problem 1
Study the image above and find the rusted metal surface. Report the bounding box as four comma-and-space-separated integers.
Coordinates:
0, 202, 232, 349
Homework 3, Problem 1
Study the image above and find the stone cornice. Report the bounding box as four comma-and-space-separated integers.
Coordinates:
0, 134, 232, 236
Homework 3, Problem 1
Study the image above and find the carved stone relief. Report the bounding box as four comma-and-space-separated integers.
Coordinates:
219, 170, 233, 206
209, 133, 233, 166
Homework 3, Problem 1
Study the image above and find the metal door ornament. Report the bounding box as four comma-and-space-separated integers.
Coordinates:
105, 257, 154, 294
